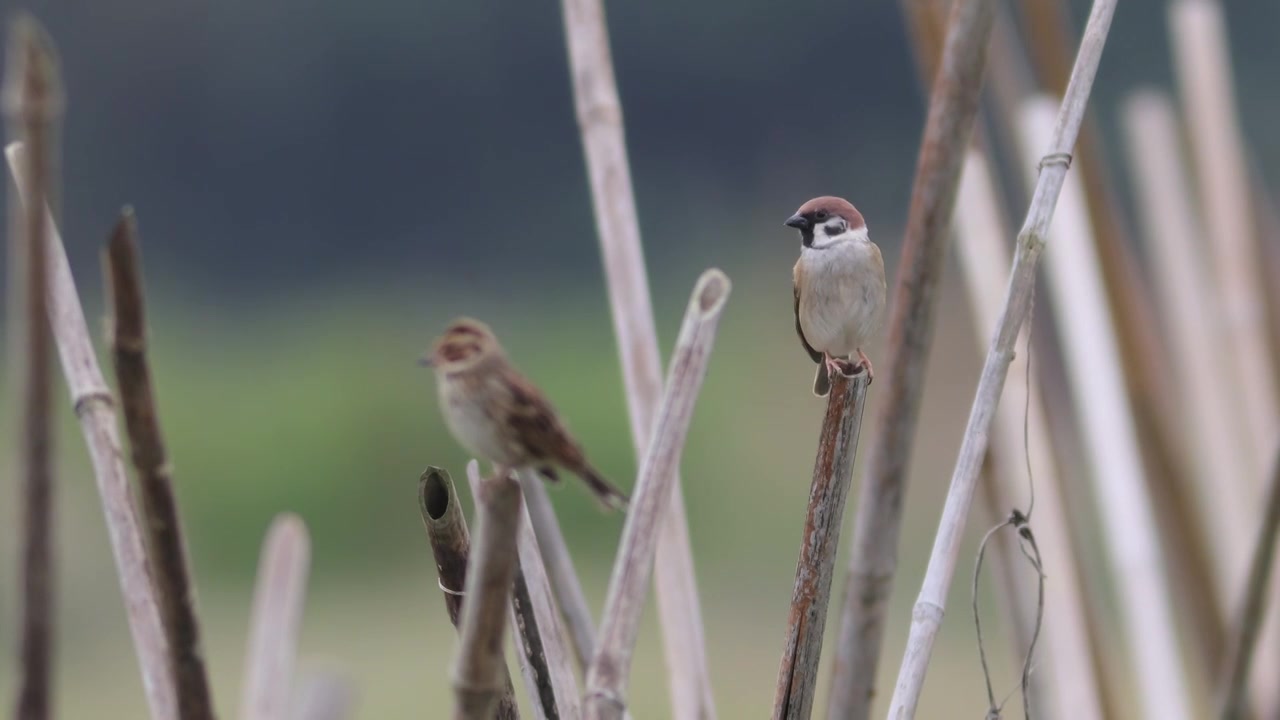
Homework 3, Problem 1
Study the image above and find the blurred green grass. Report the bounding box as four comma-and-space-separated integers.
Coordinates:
0, 263, 1049, 717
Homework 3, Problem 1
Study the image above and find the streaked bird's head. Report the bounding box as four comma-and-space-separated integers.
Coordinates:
785, 196, 867, 249
420, 317, 503, 373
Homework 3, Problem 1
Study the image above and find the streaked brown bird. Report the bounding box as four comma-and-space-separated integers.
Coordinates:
786, 196, 887, 396
420, 318, 628, 511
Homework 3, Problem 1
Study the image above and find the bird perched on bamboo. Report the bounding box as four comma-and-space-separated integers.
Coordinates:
420, 318, 629, 511
786, 196, 886, 396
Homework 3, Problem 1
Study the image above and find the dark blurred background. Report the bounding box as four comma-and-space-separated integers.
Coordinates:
0, 0, 1276, 716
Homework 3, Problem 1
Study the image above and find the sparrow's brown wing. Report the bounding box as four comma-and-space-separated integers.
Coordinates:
793, 270, 822, 364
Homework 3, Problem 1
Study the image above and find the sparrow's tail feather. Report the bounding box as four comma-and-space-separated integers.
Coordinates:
813, 362, 831, 397
578, 465, 629, 513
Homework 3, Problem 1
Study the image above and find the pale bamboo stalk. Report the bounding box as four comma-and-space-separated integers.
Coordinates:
517, 470, 595, 671
1019, 96, 1194, 719
469, 464, 581, 720
558, 2, 715, 716
241, 514, 312, 720
1219, 449, 1280, 720
6, 141, 178, 719
451, 468, 522, 720
418, 467, 521, 720
4, 20, 60, 720
105, 209, 218, 720
826, 0, 998, 717
1170, 0, 1278, 475
583, 270, 730, 720
1121, 91, 1256, 600
953, 149, 1102, 720
771, 371, 870, 720
881, 0, 1121, 713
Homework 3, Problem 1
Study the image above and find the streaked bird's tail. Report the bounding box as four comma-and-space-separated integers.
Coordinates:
578, 465, 629, 512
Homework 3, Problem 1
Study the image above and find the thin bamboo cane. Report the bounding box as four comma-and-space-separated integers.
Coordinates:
882, 0, 1121, 713
6, 140, 178, 719
557, 2, 716, 716
583, 270, 730, 720
953, 149, 1102, 720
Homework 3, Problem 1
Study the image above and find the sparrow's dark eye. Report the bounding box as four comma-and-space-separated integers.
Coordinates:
814, 210, 829, 221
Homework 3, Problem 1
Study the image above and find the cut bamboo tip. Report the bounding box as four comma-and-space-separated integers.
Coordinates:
420, 466, 461, 526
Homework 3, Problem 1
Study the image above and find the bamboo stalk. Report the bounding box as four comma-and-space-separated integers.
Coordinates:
466, 463, 581, 720
558, 2, 716, 716
772, 372, 870, 720
6, 140, 178, 719
1219, 448, 1280, 720
517, 471, 596, 672
451, 469, 523, 720
953, 149, 1102, 720
825, 1, 998, 717
1170, 0, 1279, 475
881, 0, 1120, 713
3, 19, 60, 720
1018, 96, 1195, 720
240, 515, 311, 720
583, 270, 730, 720
418, 467, 521, 720
104, 208, 218, 720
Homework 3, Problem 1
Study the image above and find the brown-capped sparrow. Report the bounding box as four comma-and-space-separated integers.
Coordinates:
420, 318, 628, 511
787, 196, 886, 396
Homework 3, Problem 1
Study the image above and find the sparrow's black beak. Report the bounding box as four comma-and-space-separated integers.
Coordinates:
785, 214, 809, 230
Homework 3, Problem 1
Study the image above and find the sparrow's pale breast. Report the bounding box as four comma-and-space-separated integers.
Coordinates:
798, 241, 885, 357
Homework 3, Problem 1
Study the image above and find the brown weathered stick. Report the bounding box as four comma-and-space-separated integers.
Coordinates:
558, 1, 716, 716
826, 0, 997, 717
470, 464, 581, 720
7, 140, 178, 719
583, 270, 730, 720
1219, 448, 1280, 720
418, 467, 520, 720
104, 209, 218, 720
240, 514, 311, 720
4, 18, 60, 720
451, 468, 523, 720
883, 0, 1120, 713
772, 371, 870, 720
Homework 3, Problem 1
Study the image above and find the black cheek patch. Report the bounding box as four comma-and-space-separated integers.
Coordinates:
824, 222, 845, 236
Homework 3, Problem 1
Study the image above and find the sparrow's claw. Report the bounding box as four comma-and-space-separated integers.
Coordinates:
855, 349, 875, 384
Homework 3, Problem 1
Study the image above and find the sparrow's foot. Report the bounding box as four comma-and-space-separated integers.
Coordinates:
823, 353, 845, 381
855, 349, 875, 384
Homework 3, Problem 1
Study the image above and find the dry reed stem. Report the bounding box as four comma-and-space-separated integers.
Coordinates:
1219, 448, 1280, 720
6, 141, 178, 719
1170, 0, 1279, 475
517, 471, 596, 672
882, 1, 1119, 714
292, 670, 357, 720
240, 515, 311, 720
583, 270, 730, 720
1122, 92, 1256, 601
3, 19, 60, 720
954, 149, 1102, 720
451, 468, 523, 720
1018, 97, 1194, 720
558, 1, 715, 716
467, 463, 581, 720
419, 467, 521, 720
826, 1, 997, 717
772, 371, 870, 720
104, 209, 218, 720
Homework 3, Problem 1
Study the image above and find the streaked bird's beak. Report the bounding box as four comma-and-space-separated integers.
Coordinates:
784, 214, 808, 229
417, 354, 434, 368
